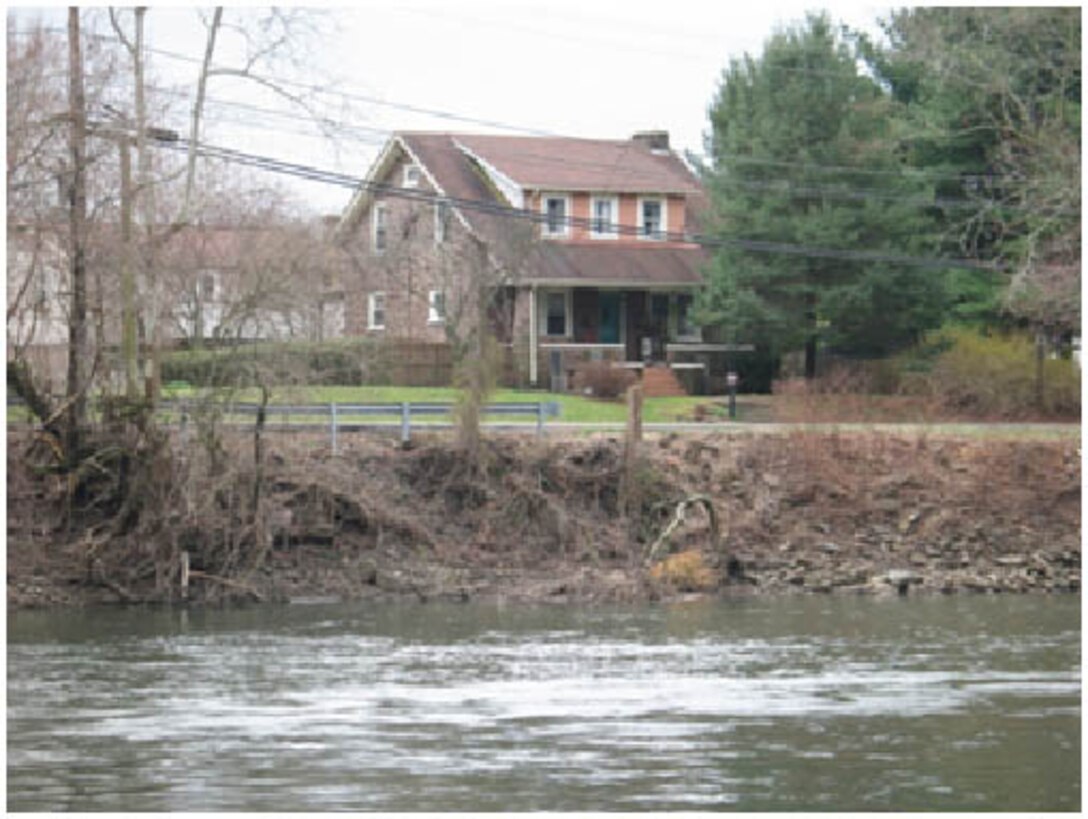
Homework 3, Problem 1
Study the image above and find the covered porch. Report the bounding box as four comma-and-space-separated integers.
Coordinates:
528, 285, 704, 392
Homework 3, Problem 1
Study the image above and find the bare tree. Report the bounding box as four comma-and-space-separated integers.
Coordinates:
8, 21, 75, 414
63, 8, 91, 461
438, 225, 535, 458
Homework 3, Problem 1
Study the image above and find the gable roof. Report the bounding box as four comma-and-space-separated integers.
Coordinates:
450, 134, 702, 194
339, 130, 712, 286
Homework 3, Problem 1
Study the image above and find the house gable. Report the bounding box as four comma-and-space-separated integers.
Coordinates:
337, 135, 476, 240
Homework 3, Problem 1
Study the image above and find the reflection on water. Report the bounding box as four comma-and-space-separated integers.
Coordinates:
7, 595, 1081, 811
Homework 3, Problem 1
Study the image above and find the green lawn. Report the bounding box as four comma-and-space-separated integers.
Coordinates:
160, 384, 716, 424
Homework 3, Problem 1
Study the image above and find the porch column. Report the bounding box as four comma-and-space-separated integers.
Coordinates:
529, 284, 538, 386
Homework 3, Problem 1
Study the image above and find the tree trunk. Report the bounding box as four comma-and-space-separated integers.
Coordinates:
183, 7, 222, 220
65, 7, 89, 462
804, 295, 818, 380
1034, 330, 1046, 412
131, 7, 149, 396
804, 334, 818, 380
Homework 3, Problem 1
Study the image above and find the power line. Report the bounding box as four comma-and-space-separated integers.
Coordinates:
138, 91, 1042, 217
131, 40, 561, 137
143, 131, 1008, 273
136, 83, 1028, 213
12, 24, 1026, 193
19, 24, 900, 142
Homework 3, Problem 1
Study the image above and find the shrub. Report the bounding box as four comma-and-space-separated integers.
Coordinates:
924, 327, 1080, 419
161, 338, 454, 387
571, 360, 636, 399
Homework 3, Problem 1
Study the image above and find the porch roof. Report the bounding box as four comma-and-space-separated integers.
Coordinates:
524, 242, 709, 287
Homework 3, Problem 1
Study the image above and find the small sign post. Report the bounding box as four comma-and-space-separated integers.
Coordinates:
726, 372, 739, 420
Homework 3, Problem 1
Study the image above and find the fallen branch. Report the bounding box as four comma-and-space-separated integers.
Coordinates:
644, 494, 719, 567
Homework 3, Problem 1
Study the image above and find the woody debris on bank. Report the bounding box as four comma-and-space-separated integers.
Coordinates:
6, 429, 1081, 608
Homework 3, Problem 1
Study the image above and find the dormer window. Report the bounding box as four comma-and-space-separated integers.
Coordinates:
638, 196, 666, 240
403, 164, 421, 189
590, 195, 619, 239
541, 193, 570, 238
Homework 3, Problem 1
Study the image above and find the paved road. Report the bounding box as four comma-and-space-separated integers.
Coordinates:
544, 421, 1081, 439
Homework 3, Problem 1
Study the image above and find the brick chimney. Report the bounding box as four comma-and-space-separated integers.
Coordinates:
632, 130, 670, 152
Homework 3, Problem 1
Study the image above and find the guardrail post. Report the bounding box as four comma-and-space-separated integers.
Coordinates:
400, 401, 411, 445
537, 401, 545, 437
179, 400, 189, 446
330, 402, 338, 455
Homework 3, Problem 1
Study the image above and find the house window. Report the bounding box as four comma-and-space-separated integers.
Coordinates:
590, 195, 619, 239
545, 291, 568, 336
368, 292, 386, 330
542, 193, 570, 238
428, 290, 446, 324
434, 200, 450, 245
403, 164, 421, 189
372, 204, 388, 253
638, 197, 666, 240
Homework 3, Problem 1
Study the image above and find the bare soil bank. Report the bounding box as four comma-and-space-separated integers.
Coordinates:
7, 429, 1081, 608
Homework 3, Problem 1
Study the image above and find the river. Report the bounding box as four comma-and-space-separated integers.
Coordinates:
7, 595, 1080, 811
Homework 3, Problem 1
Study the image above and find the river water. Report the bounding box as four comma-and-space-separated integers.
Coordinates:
7, 595, 1080, 811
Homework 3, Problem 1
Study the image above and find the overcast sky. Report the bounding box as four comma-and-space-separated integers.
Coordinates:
15, 2, 895, 216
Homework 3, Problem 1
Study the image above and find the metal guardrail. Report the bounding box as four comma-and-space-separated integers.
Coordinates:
160, 400, 561, 451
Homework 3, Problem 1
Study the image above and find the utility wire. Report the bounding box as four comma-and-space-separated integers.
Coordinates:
137, 83, 1032, 214
142, 130, 1009, 273
126, 91, 1042, 218
12, 25, 1023, 189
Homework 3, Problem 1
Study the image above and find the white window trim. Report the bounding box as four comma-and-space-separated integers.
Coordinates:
367, 292, 386, 331
589, 194, 620, 240
434, 200, 449, 245
402, 164, 421, 189
540, 192, 572, 239
539, 288, 572, 337
427, 290, 446, 325
637, 195, 667, 241
371, 203, 388, 255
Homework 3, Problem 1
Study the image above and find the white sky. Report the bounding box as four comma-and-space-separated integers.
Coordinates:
13, 2, 895, 217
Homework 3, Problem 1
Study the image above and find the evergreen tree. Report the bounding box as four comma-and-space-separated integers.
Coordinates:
698, 13, 949, 376
863, 7, 1080, 333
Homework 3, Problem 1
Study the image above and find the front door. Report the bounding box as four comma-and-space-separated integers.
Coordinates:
649, 293, 670, 360
599, 292, 621, 344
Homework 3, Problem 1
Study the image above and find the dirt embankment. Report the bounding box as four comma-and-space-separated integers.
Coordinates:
6, 429, 1081, 609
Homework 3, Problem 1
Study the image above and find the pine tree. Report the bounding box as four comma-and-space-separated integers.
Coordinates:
698, 13, 948, 376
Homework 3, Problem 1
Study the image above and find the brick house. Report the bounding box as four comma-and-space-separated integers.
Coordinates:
338, 130, 717, 393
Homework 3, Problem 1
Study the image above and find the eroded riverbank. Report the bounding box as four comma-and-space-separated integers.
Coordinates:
7, 428, 1081, 608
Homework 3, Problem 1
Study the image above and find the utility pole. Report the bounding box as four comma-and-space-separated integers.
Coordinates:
119, 135, 139, 398
65, 7, 89, 462
91, 116, 179, 400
